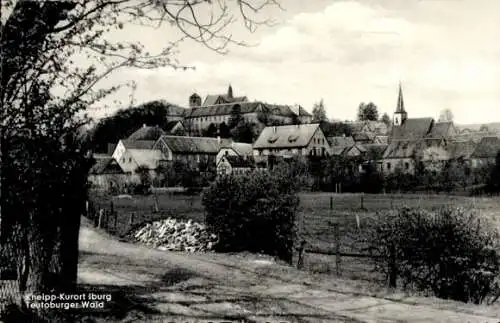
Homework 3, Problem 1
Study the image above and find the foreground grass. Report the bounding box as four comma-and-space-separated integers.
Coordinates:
89, 191, 500, 280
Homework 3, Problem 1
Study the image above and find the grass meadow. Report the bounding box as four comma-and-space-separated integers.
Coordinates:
89, 191, 500, 281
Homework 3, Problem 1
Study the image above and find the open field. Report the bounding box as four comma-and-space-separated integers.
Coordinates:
89, 191, 500, 280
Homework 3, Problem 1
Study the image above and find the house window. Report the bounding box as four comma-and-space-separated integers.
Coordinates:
121, 158, 125, 163
387, 162, 391, 170
405, 162, 409, 170
129, 158, 132, 163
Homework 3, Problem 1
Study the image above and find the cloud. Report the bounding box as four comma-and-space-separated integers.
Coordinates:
92, 0, 500, 124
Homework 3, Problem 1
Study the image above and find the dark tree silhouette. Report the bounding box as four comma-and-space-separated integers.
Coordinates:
0, 0, 280, 317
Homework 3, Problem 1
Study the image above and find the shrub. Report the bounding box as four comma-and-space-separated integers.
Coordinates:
201, 168, 300, 263
368, 207, 500, 304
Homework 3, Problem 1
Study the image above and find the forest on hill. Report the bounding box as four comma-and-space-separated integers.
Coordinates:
89, 101, 185, 153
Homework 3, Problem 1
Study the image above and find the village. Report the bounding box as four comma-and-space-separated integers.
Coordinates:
89, 83, 500, 193
4, 1, 500, 322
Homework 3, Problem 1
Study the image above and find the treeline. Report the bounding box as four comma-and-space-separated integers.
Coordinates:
89, 101, 185, 153
272, 154, 500, 195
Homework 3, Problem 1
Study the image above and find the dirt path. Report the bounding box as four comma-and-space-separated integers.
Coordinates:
78, 223, 500, 322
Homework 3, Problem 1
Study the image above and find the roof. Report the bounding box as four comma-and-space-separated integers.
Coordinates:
331, 146, 348, 156
89, 157, 124, 174
220, 142, 253, 156
202, 94, 248, 106
327, 136, 355, 147
253, 123, 321, 149
350, 121, 387, 134
107, 143, 117, 155
470, 136, 500, 158
374, 135, 388, 144
391, 118, 434, 141
427, 121, 455, 139
128, 149, 164, 170
158, 135, 232, 154
120, 139, 156, 150
446, 140, 476, 160
352, 132, 374, 142
185, 101, 311, 118
127, 126, 166, 141
164, 120, 183, 133
383, 140, 424, 159
298, 106, 313, 117
185, 101, 265, 118
362, 144, 388, 158
222, 155, 255, 168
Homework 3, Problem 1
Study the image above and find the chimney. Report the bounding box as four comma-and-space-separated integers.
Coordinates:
273, 126, 277, 133
217, 136, 221, 145
143, 123, 147, 128
342, 133, 346, 137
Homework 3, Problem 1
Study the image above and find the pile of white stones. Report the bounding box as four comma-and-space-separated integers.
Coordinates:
132, 218, 218, 252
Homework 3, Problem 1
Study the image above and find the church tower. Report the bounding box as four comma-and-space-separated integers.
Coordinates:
393, 82, 408, 127
227, 84, 233, 100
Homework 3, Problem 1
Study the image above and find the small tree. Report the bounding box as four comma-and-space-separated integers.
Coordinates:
228, 104, 244, 129
312, 99, 328, 122
202, 168, 300, 263
479, 125, 490, 132
230, 121, 255, 143
357, 102, 379, 121
202, 123, 218, 137
368, 207, 500, 304
219, 122, 231, 138
135, 165, 152, 194
438, 108, 454, 122
380, 113, 391, 128
487, 150, 500, 193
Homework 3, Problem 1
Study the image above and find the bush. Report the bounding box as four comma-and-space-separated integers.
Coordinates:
201, 169, 300, 263
368, 207, 500, 304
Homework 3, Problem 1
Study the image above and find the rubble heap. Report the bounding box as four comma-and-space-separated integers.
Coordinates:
132, 218, 218, 252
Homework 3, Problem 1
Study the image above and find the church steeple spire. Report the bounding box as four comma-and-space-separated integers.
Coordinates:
396, 82, 405, 113
227, 84, 233, 99
393, 82, 408, 126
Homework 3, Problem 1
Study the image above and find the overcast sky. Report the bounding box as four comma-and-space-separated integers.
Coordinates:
89, 0, 500, 125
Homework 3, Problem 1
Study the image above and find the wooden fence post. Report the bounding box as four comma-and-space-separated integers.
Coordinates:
334, 222, 341, 276
98, 209, 104, 229
388, 243, 397, 288
297, 240, 306, 270
113, 211, 118, 234
330, 196, 333, 210
360, 194, 365, 210
129, 212, 135, 229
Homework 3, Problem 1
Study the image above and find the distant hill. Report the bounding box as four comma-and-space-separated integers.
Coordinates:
455, 122, 500, 133
88, 100, 185, 153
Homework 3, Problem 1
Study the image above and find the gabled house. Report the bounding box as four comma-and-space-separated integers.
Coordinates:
252, 123, 330, 158
153, 135, 232, 170
358, 144, 388, 173
381, 140, 425, 173
127, 124, 166, 141
470, 136, 500, 168
217, 155, 257, 176
327, 136, 355, 147
350, 121, 388, 135
216, 142, 253, 164
88, 155, 130, 190
352, 132, 374, 144
112, 140, 165, 174
446, 140, 476, 162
